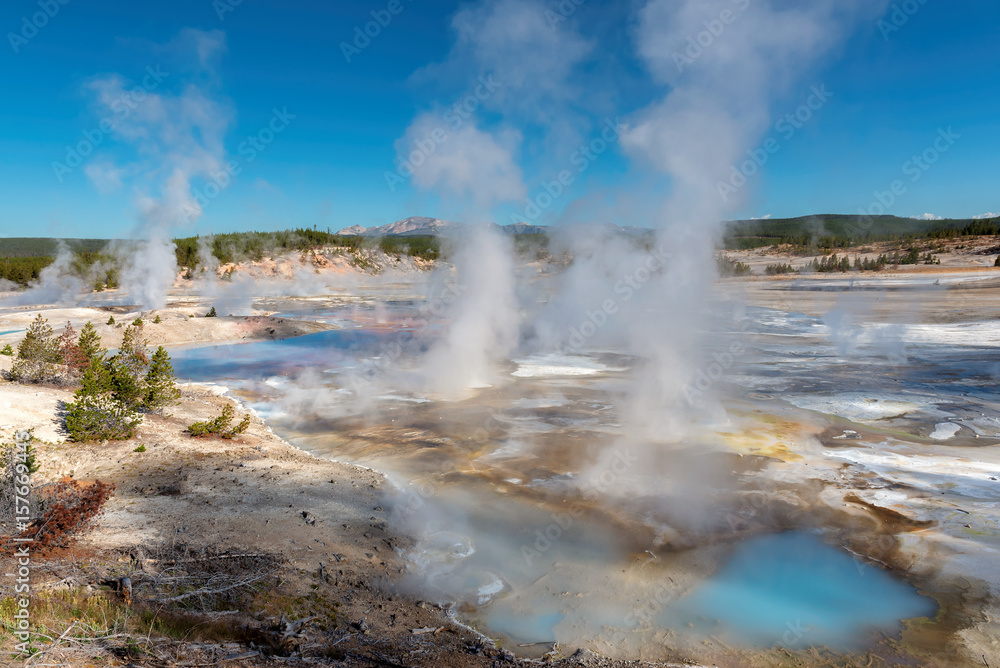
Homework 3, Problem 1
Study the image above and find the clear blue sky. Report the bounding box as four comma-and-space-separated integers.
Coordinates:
0, 0, 997, 238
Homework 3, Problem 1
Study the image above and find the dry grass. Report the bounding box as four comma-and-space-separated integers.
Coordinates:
0, 542, 344, 666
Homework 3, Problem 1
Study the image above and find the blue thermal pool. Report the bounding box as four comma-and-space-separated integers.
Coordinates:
670, 532, 937, 649
170, 329, 389, 381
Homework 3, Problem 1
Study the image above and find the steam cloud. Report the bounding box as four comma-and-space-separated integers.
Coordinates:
422, 225, 519, 398
383, 0, 894, 550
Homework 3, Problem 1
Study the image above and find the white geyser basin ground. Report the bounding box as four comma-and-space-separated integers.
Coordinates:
167, 272, 1000, 665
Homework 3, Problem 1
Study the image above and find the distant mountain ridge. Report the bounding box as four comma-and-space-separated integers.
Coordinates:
336, 217, 547, 237
333, 212, 1000, 243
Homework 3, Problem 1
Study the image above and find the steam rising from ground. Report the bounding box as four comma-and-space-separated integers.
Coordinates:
92, 29, 232, 309
422, 226, 519, 398
610, 0, 890, 442
6, 30, 241, 310
1, 244, 84, 306
378, 0, 895, 565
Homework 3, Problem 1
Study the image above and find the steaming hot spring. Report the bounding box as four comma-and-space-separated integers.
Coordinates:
166, 260, 1000, 665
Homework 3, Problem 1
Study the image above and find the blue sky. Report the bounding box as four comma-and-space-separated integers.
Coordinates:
0, 0, 997, 239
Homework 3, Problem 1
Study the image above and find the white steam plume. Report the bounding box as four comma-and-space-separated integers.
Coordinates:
2, 243, 85, 306
395, 118, 526, 212
396, 2, 580, 399
613, 0, 892, 437
550, 0, 892, 531
423, 225, 519, 399
86, 28, 233, 309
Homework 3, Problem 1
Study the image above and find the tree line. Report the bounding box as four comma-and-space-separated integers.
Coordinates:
723, 214, 1000, 252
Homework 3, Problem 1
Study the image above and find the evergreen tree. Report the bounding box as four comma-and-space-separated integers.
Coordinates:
57, 322, 88, 376
64, 337, 139, 442
144, 346, 181, 411
78, 358, 111, 397
109, 321, 151, 411
77, 322, 105, 367
10, 314, 61, 383
65, 392, 142, 442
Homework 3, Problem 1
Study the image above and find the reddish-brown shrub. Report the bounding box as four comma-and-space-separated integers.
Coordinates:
13, 478, 115, 549
58, 321, 89, 376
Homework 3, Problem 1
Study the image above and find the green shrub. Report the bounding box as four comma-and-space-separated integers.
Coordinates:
62, 326, 182, 442
0, 344, 12, 356
65, 392, 142, 442
134, 444, 146, 453
205, 307, 217, 318
153, 315, 162, 324
9, 314, 62, 383
107, 316, 115, 325
187, 404, 251, 439
765, 263, 797, 276
717, 256, 752, 277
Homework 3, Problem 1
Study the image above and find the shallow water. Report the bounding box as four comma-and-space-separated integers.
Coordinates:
171, 329, 392, 382
670, 532, 936, 649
